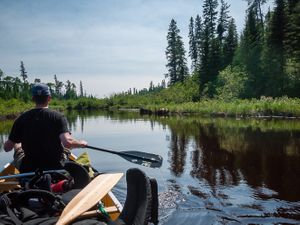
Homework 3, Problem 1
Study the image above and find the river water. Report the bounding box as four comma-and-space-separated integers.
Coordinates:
1, 110, 300, 224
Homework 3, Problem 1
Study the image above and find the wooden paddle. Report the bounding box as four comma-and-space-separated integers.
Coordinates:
56, 173, 123, 225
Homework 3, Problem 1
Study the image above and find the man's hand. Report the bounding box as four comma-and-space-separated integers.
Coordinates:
78, 140, 88, 148
60, 132, 88, 149
4, 139, 15, 152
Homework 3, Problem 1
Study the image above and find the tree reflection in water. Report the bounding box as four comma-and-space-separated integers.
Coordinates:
168, 131, 188, 176
166, 118, 300, 202
2, 111, 300, 222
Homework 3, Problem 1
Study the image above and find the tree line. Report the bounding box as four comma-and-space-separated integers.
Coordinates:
165, 0, 300, 99
0, 61, 89, 101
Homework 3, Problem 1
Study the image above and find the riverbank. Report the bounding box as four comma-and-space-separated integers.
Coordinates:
1, 97, 300, 120
138, 97, 300, 119
0, 98, 107, 120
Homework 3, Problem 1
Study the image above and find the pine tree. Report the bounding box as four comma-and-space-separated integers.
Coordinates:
284, 0, 300, 96
149, 81, 154, 92
189, 17, 197, 71
3, 76, 14, 99
47, 82, 55, 96
223, 18, 238, 67
176, 34, 189, 83
262, 0, 285, 96
12, 77, 21, 99
0, 69, 3, 81
194, 15, 203, 71
203, 0, 218, 39
65, 80, 77, 99
0, 69, 3, 98
54, 75, 63, 98
217, 0, 231, 69
285, 0, 300, 61
239, 7, 263, 97
200, 0, 218, 96
79, 81, 84, 97
165, 19, 189, 86
20, 61, 28, 84
166, 19, 178, 85
19, 61, 30, 101
245, 0, 267, 32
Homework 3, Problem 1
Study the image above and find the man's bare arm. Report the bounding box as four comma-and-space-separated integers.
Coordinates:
59, 132, 87, 149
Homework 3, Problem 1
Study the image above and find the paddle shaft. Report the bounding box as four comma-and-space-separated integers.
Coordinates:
86, 145, 159, 163
0, 169, 65, 180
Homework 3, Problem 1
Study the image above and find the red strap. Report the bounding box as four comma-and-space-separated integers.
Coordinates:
51, 180, 67, 192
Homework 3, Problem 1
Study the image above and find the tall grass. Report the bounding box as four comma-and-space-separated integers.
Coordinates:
141, 97, 300, 117
0, 97, 108, 119
1, 96, 300, 120
0, 98, 33, 119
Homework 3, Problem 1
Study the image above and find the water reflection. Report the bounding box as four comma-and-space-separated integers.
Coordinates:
164, 118, 300, 202
192, 124, 239, 188
1, 110, 300, 223
64, 111, 300, 202
168, 130, 188, 176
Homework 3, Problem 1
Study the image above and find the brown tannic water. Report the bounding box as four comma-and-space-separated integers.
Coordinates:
1, 110, 300, 224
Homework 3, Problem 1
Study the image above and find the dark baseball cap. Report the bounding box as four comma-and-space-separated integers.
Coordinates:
31, 83, 51, 96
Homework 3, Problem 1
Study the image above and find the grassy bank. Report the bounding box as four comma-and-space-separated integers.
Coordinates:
0, 98, 108, 120
1, 97, 300, 120
140, 97, 300, 118
0, 99, 33, 119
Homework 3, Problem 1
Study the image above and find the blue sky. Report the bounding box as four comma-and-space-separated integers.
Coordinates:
0, 0, 271, 97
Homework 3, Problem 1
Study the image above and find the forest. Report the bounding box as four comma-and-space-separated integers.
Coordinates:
0, 0, 299, 118
107, 0, 300, 116
163, 0, 300, 99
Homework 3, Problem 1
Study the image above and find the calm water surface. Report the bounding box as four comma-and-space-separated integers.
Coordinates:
1, 110, 300, 225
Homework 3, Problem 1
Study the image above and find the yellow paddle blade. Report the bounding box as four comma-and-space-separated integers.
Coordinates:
75, 151, 94, 177
56, 173, 123, 225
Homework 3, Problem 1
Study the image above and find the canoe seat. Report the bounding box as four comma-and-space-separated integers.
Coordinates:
115, 168, 159, 225
64, 161, 91, 189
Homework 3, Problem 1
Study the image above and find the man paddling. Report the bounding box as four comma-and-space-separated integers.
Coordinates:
4, 83, 87, 172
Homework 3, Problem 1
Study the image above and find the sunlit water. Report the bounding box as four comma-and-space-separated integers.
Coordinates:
1, 110, 300, 224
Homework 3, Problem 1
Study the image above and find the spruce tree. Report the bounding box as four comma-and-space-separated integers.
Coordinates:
79, 81, 84, 97
0, 69, 3, 81
0, 69, 3, 98
166, 19, 178, 85
20, 61, 28, 84
245, 0, 267, 32
189, 17, 197, 71
54, 75, 63, 98
200, 0, 218, 96
262, 0, 285, 96
165, 19, 189, 86
223, 18, 238, 67
284, 0, 300, 96
239, 7, 263, 97
19, 61, 30, 101
194, 15, 203, 71
285, 0, 300, 61
176, 34, 189, 83
217, 0, 231, 70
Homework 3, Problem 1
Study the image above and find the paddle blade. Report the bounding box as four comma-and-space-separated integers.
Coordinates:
121, 151, 163, 168
56, 173, 123, 225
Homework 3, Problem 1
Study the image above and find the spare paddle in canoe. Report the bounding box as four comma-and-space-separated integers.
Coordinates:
56, 173, 123, 225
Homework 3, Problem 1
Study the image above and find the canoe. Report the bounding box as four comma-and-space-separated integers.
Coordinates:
0, 152, 159, 225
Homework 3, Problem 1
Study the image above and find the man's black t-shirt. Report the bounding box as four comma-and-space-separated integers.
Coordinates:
9, 108, 69, 172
